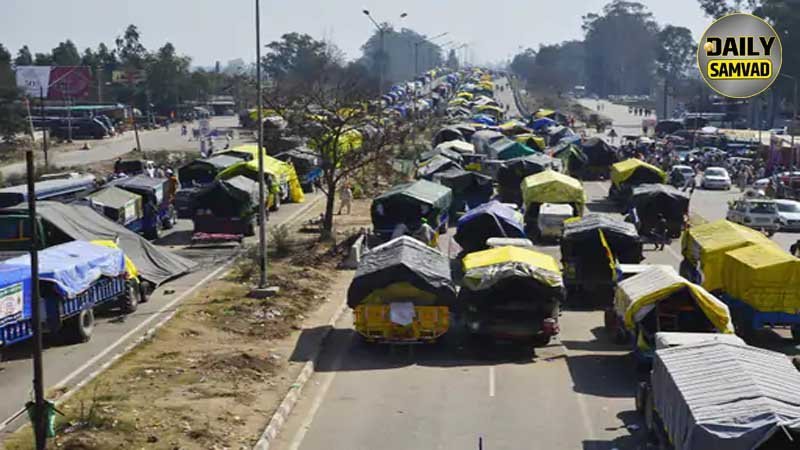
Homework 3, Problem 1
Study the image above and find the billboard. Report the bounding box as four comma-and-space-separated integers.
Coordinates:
15, 66, 93, 100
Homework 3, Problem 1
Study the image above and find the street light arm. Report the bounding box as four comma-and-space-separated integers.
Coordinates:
362, 11, 382, 31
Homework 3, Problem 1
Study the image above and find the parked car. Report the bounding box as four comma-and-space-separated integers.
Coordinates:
701, 167, 731, 190
726, 198, 779, 234
775, 199, 800, 231
668, 165, 695, 188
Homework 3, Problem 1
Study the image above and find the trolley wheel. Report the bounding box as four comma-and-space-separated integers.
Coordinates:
603, 308, 616, 333
63, 308, 95, 344
122, 279, 141, 313
791, 325, 800, 343
635, 382, 649, 413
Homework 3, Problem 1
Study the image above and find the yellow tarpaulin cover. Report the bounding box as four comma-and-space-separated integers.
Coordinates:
247, 108, 281, 121
681, 220, 777, 292
616, 266, 734, 333
91, 240, 139, 281
462, 246, 562, 290
449, 98, 469, 106
217, 145, 305, 203
476, 104, 503, 115
610, 158, 666, 186
534, 109, 556, 119
521, 170, 587, 209
499, 120, 526, 131
456, 92, 474, 100
360, 281, 437, 305
514, 134, 546, 151
721, 243, 800, 313
463, 246, 561, 273
478, 81, 494, 91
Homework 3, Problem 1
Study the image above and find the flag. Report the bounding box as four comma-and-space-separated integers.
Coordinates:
598, 228, 620, 281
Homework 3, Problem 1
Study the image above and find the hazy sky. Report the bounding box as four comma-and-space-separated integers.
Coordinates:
1, 0, 712, 67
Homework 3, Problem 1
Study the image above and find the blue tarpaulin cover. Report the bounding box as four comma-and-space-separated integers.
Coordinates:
0, 264, 32, 327
2, 241, 125, 299
455, 201, 526, 252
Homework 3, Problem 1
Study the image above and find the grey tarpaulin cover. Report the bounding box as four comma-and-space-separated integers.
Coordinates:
652, 342, 800, 450
346, 236, 456, 308
7, 201, 196, 285
562, 214, 639, 242
86, 186, 140, 209
416, 155, 463, 180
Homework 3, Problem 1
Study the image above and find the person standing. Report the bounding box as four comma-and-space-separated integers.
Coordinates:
338, 182, 353, 215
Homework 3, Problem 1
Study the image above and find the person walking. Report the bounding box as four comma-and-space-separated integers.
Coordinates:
338, 182, 353, 215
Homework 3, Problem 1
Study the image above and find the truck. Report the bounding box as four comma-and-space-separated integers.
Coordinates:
0, 241, 140, 347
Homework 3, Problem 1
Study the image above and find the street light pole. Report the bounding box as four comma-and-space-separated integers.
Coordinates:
363, 10, 407, 125
255, 0, 268, 288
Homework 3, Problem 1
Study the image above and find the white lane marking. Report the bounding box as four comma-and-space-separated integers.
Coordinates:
286, 333, 352, 450
489, 366, 496, 397
0, 260, 234, 431
0, 197, 324, 431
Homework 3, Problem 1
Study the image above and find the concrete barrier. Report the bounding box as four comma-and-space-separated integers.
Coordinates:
341, 232, 367, 269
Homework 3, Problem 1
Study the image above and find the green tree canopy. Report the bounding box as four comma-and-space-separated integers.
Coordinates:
656, 25, 695, 81
51, 40, 81, 66
14, 45, 33, 66
263, 32, 331, 85
582, 0, 659, 96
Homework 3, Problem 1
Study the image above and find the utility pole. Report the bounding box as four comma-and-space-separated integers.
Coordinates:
131, 105, 142, 152
26, 149, 47, 450
256, 0, 268, 288
39, 87, 48, 167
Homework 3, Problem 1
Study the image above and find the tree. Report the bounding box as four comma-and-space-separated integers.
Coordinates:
582, 1, 659, 96
33, 52, 53, 66
51, 40, 81, 66
81, 47, 98, 68
15, 45, 33, 66
656, 25, 695, 119
446, 49, 459, 70
116, 24, 147, 68
263, 33, 331, 85
145, 42, 192, 113
656, 26, 695, 80
697, 0, 759, 17
96, 42, 117, 70
511, 42, 585, 93
510, 48, 537, 80
0, 44, 24, 142
266, 62, 403, 235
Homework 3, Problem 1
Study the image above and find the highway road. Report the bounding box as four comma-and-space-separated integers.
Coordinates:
0, 191, 322, 436
268, 98, 800, 450
0, 116, 240, 178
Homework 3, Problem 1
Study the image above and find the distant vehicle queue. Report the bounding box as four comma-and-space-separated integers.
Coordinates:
346, 68, 800, 448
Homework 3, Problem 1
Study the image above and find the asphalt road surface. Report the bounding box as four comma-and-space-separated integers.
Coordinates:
0, 116, 240, 178
0, 192, 321, 435
268, 99, 799, 450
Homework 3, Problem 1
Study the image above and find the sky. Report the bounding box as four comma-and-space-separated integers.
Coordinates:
1, 0, 712, 68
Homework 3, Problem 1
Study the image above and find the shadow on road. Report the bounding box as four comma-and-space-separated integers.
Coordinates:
566, 352, 635, 398
562, 327, 628, 352
154, 229, 194, 246
583, 411, 649, 450
291, 326, 549, 372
